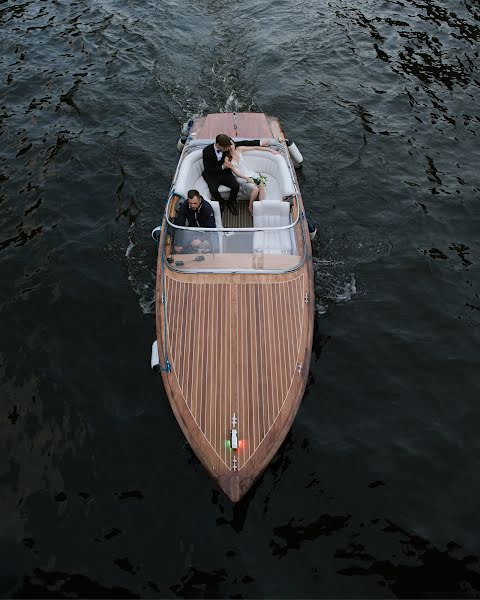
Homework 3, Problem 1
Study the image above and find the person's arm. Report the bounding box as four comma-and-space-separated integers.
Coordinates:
235, 137, 273, 147
224, 159, 250, 180
173, 201, 187, 226
202, 145, 213, 172
235, 139, 260, 148
199, 202, 217, 228
202, 145, 222, 174
205, 206, 216, 228
239, 145, 279, 154
174, 203, 195, 252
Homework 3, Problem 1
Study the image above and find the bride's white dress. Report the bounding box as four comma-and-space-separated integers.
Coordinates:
232, 153, 260, 195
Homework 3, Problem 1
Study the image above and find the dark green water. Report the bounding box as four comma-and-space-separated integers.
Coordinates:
1, 0, 480, 596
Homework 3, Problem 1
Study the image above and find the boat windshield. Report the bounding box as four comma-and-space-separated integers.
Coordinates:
163, 219, 306, 274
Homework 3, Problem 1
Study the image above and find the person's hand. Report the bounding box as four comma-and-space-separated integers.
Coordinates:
223, 159, 232, 169
246, 177, 254, 183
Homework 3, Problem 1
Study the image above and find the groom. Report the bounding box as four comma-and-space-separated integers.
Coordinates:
202, 133, 262, 215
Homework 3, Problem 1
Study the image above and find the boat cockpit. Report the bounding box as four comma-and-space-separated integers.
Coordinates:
159, 139, 307, 274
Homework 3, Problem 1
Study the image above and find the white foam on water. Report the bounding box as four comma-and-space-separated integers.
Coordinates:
224, 92, 242, 112
316, 302, 328, 316
125, 238, 135, 258
312, 229, 390, 316
335, 275, 357, 302
125, 220, 156, 315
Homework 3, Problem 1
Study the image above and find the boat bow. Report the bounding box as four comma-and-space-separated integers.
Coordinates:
159, 268, 312, 501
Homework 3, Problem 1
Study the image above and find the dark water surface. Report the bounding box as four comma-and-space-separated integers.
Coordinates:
1, 0, 480, 597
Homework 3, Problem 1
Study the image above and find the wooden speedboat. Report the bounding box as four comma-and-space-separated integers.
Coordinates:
152, 112, 314, 502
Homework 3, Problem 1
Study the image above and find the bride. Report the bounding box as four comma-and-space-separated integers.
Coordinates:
224, 141, 279, 215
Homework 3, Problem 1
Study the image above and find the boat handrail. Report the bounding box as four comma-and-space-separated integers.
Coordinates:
165, 197, 301, 232
164, 218, 301, 233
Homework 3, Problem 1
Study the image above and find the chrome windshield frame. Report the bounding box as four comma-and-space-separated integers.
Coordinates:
165, 196, 301, 233
162, 214, 308, 275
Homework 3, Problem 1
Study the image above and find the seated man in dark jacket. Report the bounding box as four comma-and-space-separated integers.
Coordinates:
173, 189, 216, 253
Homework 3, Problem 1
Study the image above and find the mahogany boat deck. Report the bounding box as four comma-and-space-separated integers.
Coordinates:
156, 113, 314, 501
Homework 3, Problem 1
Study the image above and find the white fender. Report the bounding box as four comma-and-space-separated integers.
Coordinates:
287, 141, 303, 167
177, 118, 193, 152
151, 226, 161, 242
151, 340, 160, 372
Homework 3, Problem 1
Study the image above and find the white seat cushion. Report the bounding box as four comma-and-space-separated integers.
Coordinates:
240, 152, 295, 198
252, 201, 293, 254
174, 150, 204, 197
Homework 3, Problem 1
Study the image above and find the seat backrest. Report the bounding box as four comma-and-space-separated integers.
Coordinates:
252, 201, 293, 254
253, 200, 291, 228
174, 150, 204, 197
241, 152, 295, 198
174, 149, 295, 201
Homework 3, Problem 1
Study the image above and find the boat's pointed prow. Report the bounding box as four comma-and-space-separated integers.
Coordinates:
218, 474, 241, 503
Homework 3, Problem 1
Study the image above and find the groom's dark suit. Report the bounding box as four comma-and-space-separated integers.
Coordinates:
202, 139, 261, 211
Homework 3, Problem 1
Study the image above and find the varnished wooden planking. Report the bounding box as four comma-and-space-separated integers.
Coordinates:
198, 113, 273, 140
222, 199, 253, 228
163, 273, 306, 470
157, 262, 314, 501
234, 113, 273, 139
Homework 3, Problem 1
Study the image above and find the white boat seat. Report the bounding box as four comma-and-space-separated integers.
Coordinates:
174, 149, 295, 203
238, 151, 295, 199
252, 201, 294, 255
207, 199, 224, 252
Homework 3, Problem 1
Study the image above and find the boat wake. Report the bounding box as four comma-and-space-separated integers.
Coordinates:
126, 221, 156, 315
123, 189, 162, 315
313, 260, 357, 316
312, 227, 391, 316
